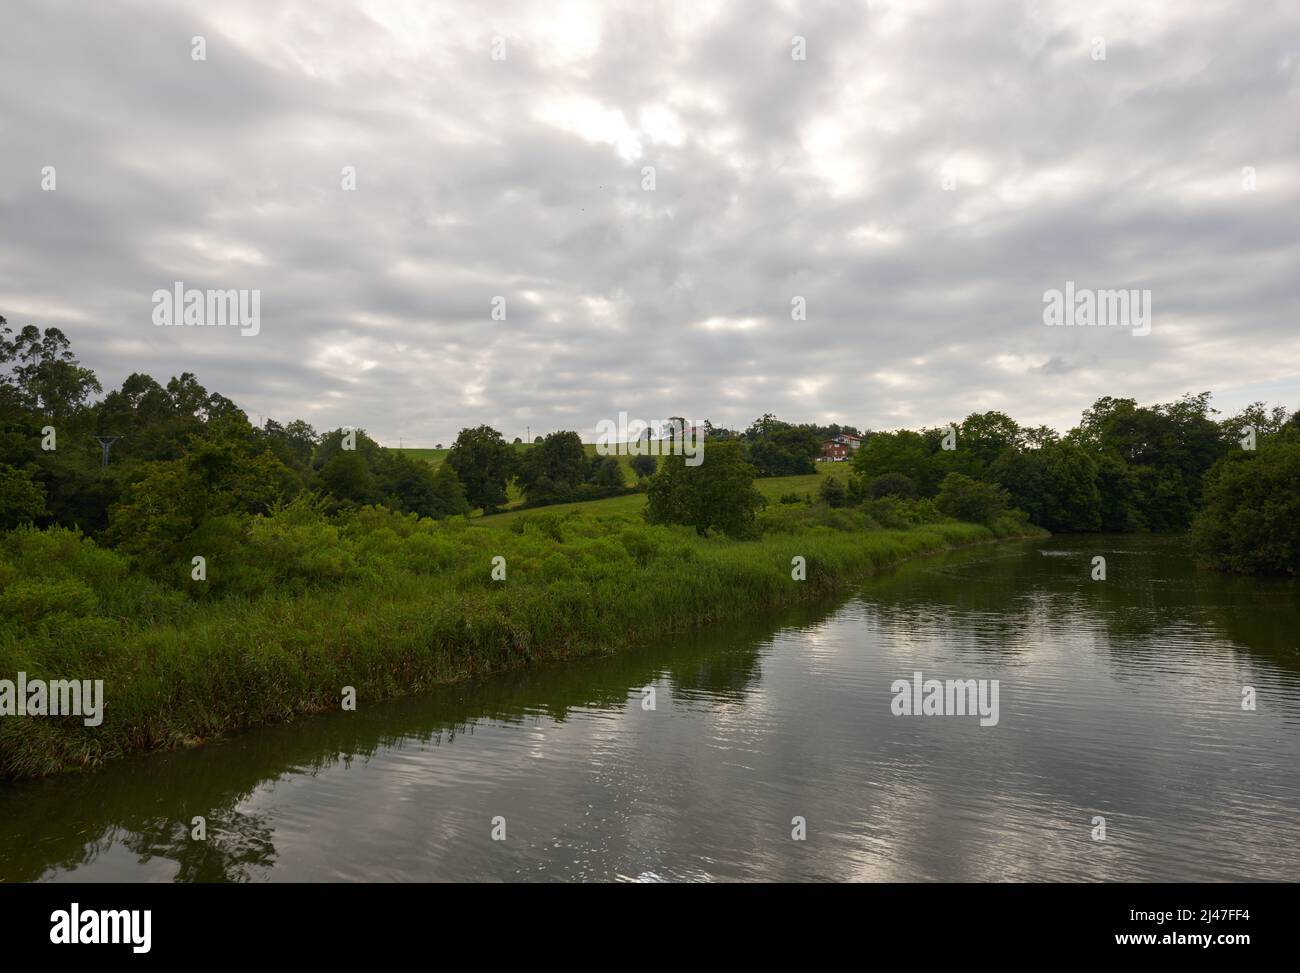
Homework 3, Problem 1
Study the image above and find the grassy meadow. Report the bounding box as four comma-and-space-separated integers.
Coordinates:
474, 464, 851, 528
394, 442, 852, 518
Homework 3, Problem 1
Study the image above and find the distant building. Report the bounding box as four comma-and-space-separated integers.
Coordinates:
820, 440, 852, 462
819, 434, 862, 462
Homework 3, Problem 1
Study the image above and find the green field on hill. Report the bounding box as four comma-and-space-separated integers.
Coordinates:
394, 442, 854, 520
474, 464, 855, 527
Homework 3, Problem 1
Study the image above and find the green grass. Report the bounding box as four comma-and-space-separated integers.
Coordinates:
0, 506, 1042, 779
393, 447, 450, 465
475, 464, 857, 526
478, 491, 649, 527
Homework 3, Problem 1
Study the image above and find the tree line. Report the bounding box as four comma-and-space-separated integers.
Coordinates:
846, 395, 1299, 572
3, 319, 1296, 573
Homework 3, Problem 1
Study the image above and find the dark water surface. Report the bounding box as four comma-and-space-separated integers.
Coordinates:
2, 534, 1298, 882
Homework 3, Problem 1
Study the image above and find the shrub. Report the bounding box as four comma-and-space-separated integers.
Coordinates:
0, 578, 98, 623
1192, 441, 1300, 574
868, 471, 917, 499
0, 464, 45, 529
629, 454, 657, 479
934, 473, 1011, 525
818, 476, 849, 508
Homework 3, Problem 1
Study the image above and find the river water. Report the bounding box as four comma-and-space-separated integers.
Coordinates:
2, 534, 1297, 882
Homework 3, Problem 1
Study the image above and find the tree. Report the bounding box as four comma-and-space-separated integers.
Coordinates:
853, 430, 938, 493
934, 472, 1010, 525
818, 476, 848, 507
1069, 392, 1221, 527
989, 442, 1102, 532
1193, 440, 1300, 574
319, 450, 377, 504
446, 425, 517, 512
281, 420, 319, 468
0, 322, 102, 417
0, 464, 46, 528
370, 450, 468, 518
107, 423, 299, 570
1220, 401, 1289, 445
957, 411, 1023, 477
868, 471, 916, 499
313, 427, 382, 471
517, 430, 587, 503
588, 455, 624, 489
427, 462, 470, 518
744, 415, 821, 476
645, 440, 764, 537
629, 454, 657, 479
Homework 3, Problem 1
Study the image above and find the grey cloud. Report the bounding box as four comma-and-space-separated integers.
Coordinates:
1, 0, 1297, 444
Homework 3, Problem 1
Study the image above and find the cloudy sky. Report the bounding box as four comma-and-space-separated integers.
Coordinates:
2, 0, 1298, 445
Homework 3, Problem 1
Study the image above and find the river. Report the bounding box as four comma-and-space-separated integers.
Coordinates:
2, 534, 1297, 882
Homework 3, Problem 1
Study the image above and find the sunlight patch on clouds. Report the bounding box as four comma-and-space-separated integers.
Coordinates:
871, 370, 916, 388
532, 1, 603, 67
848, 223, 902, 246
990, 353, 1044, 373
639, 104, 685, 147
791, 377, 829, 400
536, 96, 643, 161
798, 116, 871, 197
312, 342, 381, 382
698, 316, 761, 332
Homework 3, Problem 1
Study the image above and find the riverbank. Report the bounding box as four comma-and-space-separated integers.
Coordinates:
1, 512, 1043, 779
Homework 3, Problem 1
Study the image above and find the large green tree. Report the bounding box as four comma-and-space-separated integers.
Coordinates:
744, 414, 821, 476
516, 430, 587, 503
0, 321, 102, 418
934, 472, 1010, 526
989, 442, 1102, 532
1192, 438, 1300, 574
645, 440, 764, 537
446, 425, 518, 512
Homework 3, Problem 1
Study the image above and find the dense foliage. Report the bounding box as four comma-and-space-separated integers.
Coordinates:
1192, 436, 1300, 574
846, 396, 1299, 571
646, 441, 766, 538
0, 496, 1034, 777
2, 318, 1296, 580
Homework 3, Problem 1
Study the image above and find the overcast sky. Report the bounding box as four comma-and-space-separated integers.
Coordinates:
2, 0, 1297, 445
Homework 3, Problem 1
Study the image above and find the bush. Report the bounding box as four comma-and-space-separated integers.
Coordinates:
868, 471, 917, 499
1192, 441, 1300, 574
818, 476, 849, 507
629, 454, 657, 479
859, 496, 942, 529
934, 473, 1011, 525
0, 578, 98, 623
0, 464, 46, 528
